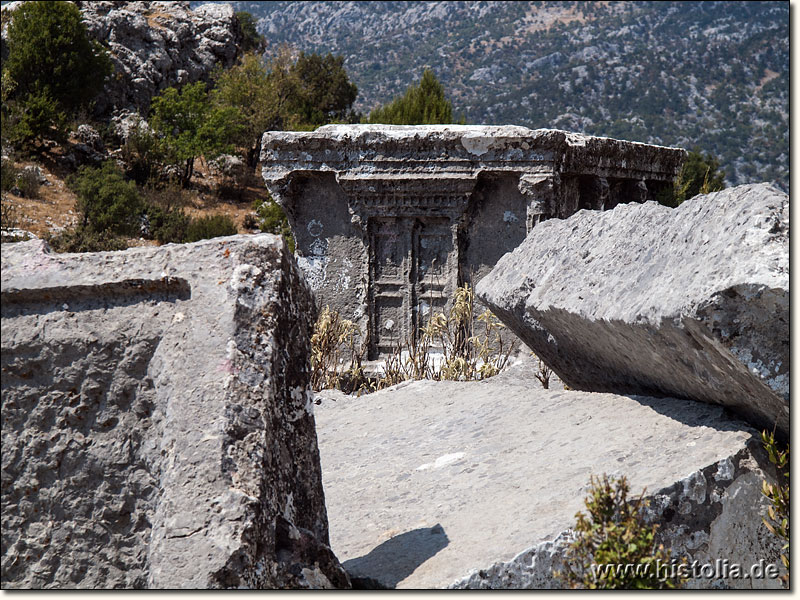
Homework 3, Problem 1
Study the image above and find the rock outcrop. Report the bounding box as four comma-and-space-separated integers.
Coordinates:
1, 236, 349, 589
313, 363, 784, 589
476, 183, 789, 438
77, 1, 241, 116
1, 1, 242, 118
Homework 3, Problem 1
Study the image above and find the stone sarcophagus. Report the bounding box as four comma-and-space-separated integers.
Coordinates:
260, 125, 685, 358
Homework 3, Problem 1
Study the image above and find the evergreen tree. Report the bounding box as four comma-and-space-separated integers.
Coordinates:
657, 148, 726, 207
368, 69, 464, 125
235, 11, 266, 54
3, 1, 112, 144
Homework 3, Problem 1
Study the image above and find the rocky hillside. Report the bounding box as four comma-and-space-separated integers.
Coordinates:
202, 0, 788, 191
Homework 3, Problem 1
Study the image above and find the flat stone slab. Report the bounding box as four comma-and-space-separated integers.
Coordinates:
1, 236, 348, 589
314, 369, 778, 589
476, 183, 789, 438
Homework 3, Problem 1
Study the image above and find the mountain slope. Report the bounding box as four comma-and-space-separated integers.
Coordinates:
202, 1, 788, 191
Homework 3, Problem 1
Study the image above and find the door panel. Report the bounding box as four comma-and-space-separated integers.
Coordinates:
369, 217, 455, 358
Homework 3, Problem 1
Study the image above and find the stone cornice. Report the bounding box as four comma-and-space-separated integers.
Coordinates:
260, 125, 686, 184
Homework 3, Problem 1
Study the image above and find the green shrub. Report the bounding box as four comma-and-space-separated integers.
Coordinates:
1, 158, 18, 192
67, 161, 145, 236
558, 474, 683, 589
143, 203, 191, 244
121, 119, 163, 186
15, 168, 41, 199
185, 214, 238, 242
46, 224, 129, 253
657, 149, 725, 208
761, 430, 789, 586
254, 193, 294, 251
235, 11, 266, 54
7, 90, 69, 147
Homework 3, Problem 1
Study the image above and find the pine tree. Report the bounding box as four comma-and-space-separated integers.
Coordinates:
368, 69, 464, 125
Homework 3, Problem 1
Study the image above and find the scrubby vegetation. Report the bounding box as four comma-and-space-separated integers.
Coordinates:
0, 2, 364, 250
656, 149, 726, 208
761, 430, 789, 586
310, 284, 515, 394
558, 474, 684, 589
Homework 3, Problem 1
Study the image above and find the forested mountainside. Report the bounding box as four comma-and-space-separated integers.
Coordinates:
196, 0, 788, 191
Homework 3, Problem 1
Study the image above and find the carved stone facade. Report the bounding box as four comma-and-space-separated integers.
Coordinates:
261, 125, 685, 358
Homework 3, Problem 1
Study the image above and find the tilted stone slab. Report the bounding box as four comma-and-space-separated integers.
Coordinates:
476, 183, 788, 438
261, 125, 685, 359
314, 367, 784, 589
1, 236, 349, 589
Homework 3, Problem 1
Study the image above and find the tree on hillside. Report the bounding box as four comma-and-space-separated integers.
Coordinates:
213, 47, 359, 167
289, 52, 359, 127
235, 11, 266, 54
368, 69, 464, 125
3, 0, 112, 145
150, 81, 243, 187
657, 148, 726, 208
213, 52, 283, 168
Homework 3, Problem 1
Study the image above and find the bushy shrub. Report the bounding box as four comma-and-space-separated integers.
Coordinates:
46, 224, 129, 253
558, 474, 683, 589
67, 161, 145, 236
185, 214, 238, 242
121, 120, 163, 186
368, 69, 464, 125
761, 430, 789, 586
15, 168, 41, 199
1, 158, 18, 192
253, 194, 294, 251
143, 203, 192, 244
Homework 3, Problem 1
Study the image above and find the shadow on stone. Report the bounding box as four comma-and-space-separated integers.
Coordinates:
625, 394, 756, 435
344, 524, 449, 589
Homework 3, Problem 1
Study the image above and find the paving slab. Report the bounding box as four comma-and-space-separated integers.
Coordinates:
314, 373, 781, 589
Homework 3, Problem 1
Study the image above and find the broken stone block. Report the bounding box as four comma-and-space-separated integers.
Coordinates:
261, 125, 685, 358
314, 374, 784, 589
476, 183, 789, 438
1, 236, 349, 589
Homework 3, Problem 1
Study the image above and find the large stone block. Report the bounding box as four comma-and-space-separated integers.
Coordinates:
1, 236, 349, 589
314, 366, 784, 589
476, 183, 789, 438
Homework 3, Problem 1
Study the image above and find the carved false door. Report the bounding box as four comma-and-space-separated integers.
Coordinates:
370, 218, 413, 357
369, 217, 454, 358
413, 218, 452, 349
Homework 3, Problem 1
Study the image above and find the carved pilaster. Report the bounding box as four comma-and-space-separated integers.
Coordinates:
518, 173, 558, 233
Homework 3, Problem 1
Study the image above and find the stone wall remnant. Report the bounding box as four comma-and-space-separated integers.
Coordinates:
260, 125, 685, 358
476, 183, 789, 438
1, 235, 350, 589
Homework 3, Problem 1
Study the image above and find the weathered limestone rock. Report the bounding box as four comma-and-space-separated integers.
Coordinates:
314, 370, 784, 589
476, 183, 789, 438
45, 1, 239, 117
1, 236, 349, 589
261, 125, 685, 358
